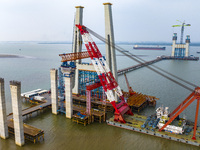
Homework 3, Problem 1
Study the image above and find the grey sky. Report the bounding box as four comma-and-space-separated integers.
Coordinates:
1, 0, 200, 42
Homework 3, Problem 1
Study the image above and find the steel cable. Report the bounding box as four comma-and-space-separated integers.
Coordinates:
86, 27, 197, 92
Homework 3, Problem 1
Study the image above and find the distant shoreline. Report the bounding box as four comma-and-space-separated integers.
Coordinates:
0, 54, 23, 58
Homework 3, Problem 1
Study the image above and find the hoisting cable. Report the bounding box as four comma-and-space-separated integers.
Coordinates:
86, 27, 196, 92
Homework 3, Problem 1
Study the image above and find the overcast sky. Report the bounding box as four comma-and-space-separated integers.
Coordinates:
0, 0, 200, 42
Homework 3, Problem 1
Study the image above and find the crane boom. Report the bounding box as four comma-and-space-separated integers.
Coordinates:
76, 24, 123, 102
76, 24, 133, 123
59, 51, 90, 62
124, 73, 135, 96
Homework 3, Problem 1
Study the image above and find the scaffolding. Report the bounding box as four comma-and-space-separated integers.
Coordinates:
79, 70, 103, 99
174, 48, 186, 58
57, 67, 65, 113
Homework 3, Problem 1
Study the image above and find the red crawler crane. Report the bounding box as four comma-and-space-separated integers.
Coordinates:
159, 87, 200, 140
76, 24, 133, 123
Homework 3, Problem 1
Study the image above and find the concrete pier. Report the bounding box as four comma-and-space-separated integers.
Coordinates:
50, 69, 58, 115
10, 81, 24, 146
61, 67, 74, 119
103, 3, 117, 82
65, 76, 73, 118
0, 78, 8, 139
72, 6, 84, 94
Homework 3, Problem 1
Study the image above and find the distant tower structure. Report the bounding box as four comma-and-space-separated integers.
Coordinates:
171, 33, 190, 57
103, 3, 117, 82
72, 6, 84, 94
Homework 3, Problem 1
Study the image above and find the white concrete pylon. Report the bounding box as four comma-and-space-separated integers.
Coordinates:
185, 35, 190, 57
104, 3, 118, 101
10, 81, 24, 146
72, 6, 84, 94
103, 3, 117, 82
171, 33, 177, 56
50, 69, 58, 115
0, 78, 9, 139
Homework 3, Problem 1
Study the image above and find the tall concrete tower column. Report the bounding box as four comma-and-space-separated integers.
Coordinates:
10, 81, 24, 146
50, 69, 58, 115
104, 3, 118, 101
185, 35, 190, 57
72, 6, 84, 94
64, 76, 73, 118
62, 67, 75, 119
0, 78, 8, 139
171, 33, 177, 56
103, 3, 117, 82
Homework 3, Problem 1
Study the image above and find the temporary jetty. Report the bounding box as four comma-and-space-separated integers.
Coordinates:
117, 55, 199, 75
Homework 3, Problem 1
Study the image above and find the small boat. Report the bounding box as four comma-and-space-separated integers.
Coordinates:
197, 51, 200, 54
133, 45, 166, 50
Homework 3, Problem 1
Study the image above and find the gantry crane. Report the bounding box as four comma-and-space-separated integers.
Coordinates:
76, 24, 133, 123
172, 20, 191, 44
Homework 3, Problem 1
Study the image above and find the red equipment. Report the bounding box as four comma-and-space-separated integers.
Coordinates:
124, 73, 135, 96
76, 24, 133, 123
86, 82, 102, 115
159, 87, 200, 140
59, 51, 90, 62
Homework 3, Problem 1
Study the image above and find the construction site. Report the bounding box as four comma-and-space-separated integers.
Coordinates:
0, 2, 200, 148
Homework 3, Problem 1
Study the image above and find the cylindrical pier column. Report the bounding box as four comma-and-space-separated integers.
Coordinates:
50, 69, 58, 115
0, 78, 8, 139
10, 81, 24, 146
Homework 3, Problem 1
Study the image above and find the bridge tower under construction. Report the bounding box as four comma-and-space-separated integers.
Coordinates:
171, 33, 190, 57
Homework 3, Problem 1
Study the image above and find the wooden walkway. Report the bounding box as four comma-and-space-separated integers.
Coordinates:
7, 94, 51, 120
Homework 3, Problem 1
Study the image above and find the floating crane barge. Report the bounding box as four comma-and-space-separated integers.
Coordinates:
107, 114, 200, 147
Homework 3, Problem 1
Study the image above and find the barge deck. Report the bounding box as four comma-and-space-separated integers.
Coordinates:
107, 114, 200, 147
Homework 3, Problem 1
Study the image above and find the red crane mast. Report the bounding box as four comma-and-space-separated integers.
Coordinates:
76, 24, 133, 123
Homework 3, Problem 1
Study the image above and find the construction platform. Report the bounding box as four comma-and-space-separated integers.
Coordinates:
8, 120, 44, 144
107, 114, 200, 147
72, 94, 114, 112
123, 91, 158, 112
6, 92, 51, 144
73, 104, 106, 124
